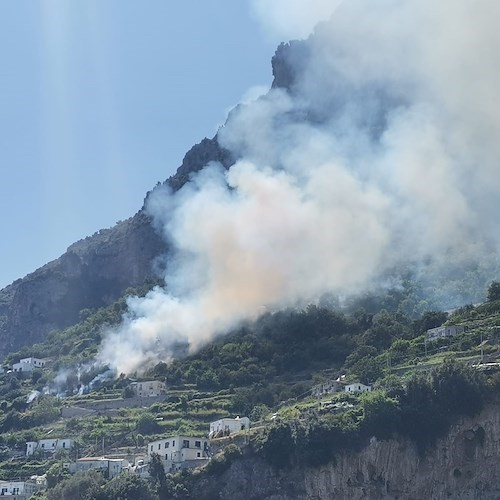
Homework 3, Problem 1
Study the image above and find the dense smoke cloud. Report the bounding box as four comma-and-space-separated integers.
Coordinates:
99, 0, 500, 373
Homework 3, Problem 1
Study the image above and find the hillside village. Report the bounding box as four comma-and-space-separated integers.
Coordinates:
1, 289, 500, 498
0, 358, 377, 499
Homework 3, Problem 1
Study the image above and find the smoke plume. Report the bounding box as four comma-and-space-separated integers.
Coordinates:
99, 0, 500, 373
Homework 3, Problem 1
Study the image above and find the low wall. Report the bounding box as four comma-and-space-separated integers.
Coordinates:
73, 395, 166, 411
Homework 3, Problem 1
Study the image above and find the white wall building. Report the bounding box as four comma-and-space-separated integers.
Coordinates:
12, 363, 34, 374
71, 457, 128, 478
345, 383, 372, 393
147, 435, 210, 472
426, 325, 467, 342
209, 417, 250, 438
129, 380, 166, 398
26, 438, 74, 456
12, 358, 47, 373
0, 480, 38, 498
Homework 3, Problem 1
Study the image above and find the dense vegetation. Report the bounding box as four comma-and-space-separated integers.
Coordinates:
257, 360, 492, 469
1, 281, 500, 498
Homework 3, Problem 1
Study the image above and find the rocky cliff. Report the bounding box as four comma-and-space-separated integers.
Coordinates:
197, 404, 500, 500
0, 39, 303, 359
0, 136, 234, 358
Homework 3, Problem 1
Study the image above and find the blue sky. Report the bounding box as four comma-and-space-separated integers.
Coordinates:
0, 1, 287, 288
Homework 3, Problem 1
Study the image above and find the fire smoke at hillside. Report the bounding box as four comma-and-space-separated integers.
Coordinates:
99, 0, 500, 374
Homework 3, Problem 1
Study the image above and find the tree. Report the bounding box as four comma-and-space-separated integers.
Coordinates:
102, 474, 154, 500
135, 413, 159, 435
46, 463, 70, 489
431, 360, 486, 418
360, 391, 400, 439
487, 281, 500, 302
47, 471, 105, 500
148, 452, 167, 496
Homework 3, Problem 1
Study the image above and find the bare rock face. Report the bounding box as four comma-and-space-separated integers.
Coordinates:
198, 405, 500, 500
0, 212, 165, 358
271, 41, 310, 90
0, 136, 233, 358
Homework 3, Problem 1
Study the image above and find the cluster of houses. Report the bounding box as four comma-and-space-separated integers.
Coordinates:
5, 415, 251, 498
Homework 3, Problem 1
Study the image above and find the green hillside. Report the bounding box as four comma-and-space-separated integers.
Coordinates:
1, 282, 500, 497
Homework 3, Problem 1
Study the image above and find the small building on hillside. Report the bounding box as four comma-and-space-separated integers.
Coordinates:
71, 457, 128, 478
26, 438, 74, 456
209, 417, 250, 439
0, 480, 39, 499
345, 383, 372, 393
13, 357, 48, 373
311, 380, 344, 398
129, 380, 166, 398
426, 325, 468, 342
147, 435, 210, 472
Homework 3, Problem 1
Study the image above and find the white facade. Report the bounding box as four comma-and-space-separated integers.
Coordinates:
0, 480, 38, 498
209, 417, 250, 438
345, 383, 372, 393
130, 380, 166, 398
12, 358, 47, 373
26, 438, 74, 456
12, 363, 33, 373
426, 325, 467, 342
148, 435, 210, 472
20, 358, 46, 368
71, 457, 128, 478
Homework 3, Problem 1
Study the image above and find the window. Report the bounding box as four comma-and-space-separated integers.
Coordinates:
41, 444, 45, 448
158, 444, 161, 450
195, 441, 201, 448
182, 440, 189, 448
172, 441, 175, 446
165, 442, 169, 448
197, 452, 201, 457
150, 445, 153, 452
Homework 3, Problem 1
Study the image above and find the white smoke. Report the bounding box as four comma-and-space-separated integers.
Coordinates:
250, 0, 343, 39
99, 0, 500, 373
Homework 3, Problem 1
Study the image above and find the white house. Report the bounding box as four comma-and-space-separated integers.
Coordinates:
311, 380, 344, 398
26, 438, 74, 456
426, 325, 467, 342
12, 358, 47, 374
129, 380, 166, 398
0, 480, 39, 498
209, 417, 250, 439
147, 435, 210, 472
70, 457, 128, 478
345, 383, 372, 393
12, 362, 34, 374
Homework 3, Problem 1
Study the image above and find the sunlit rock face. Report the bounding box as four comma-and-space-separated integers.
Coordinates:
193, 405, 500, 500
0, 135, 233, 357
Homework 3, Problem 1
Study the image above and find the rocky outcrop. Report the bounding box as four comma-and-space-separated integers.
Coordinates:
0, 37, 296, 358
0, 137, 233, 358
197, 404, 500, 499
271, 40, 310, 90
0, 212, 165, 357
